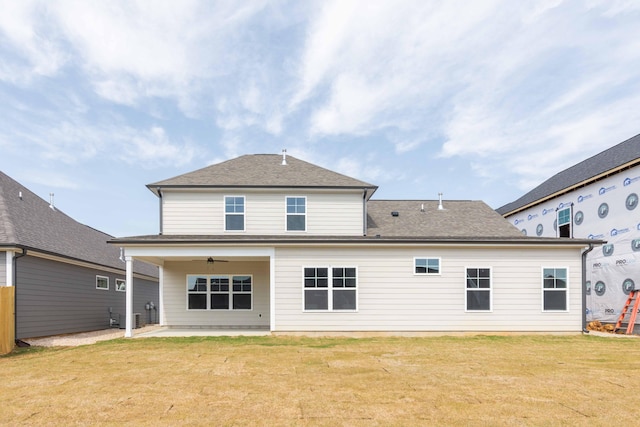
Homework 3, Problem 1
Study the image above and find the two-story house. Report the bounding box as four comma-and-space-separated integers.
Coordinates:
497, 133, 640, 324
113, 153, 598, 336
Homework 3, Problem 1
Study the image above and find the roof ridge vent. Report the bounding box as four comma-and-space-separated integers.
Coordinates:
438, 193, 444, 210
281, 148, 287, 165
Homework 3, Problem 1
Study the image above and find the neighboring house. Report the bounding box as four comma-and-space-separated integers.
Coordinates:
113, 153, 598, 336
497, 133, 640, 324
0, 171, 159, 339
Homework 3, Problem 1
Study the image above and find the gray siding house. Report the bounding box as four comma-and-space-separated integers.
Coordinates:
497, 133, 640, 324
0, 171, 159, 339
114, 154, 598, 336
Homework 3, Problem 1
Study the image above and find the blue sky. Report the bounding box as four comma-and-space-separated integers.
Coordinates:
1, 0, 639, 237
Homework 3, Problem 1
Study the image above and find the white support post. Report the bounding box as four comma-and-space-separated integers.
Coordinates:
270, 253, 275, 332
158, 265, 164, 326
125, 257, 134, 338
5, 251, 14, 286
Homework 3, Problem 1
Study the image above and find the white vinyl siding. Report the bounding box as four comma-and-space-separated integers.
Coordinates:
273, 246, 583, 332
161, 190, 363, 235
162, 260, 269, 328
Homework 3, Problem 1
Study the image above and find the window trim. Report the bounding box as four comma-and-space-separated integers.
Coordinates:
96, 275, 109, 291
413, 257, 441, 275
285, 196, 307, 232
224, 195, 246, 232
115, 278, 126, 292
541, 267, 569, 312
302, 266, 358, 312
464, 267, 492, 312
186, 274, 253, 311
556, 205, 572, 238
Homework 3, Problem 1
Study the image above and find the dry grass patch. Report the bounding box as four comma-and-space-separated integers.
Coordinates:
1, 335, 639, 425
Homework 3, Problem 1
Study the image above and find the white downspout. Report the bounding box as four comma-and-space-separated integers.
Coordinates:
270, 253, 276, 332
125, 256, 134, 337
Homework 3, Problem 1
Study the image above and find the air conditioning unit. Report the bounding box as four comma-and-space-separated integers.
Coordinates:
133, 313, 142, 329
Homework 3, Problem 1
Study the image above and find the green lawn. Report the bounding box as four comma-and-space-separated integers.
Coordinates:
1, 334, 639, 425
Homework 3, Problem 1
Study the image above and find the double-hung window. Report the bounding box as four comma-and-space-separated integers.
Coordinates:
543, 268, 568, 311
557, 206, 572, 237
414, 257, 440, 275
304, 267, 357, 311
286, 197, 306, 231
115, 279, 126, 292
466, 268, 491, 311
187, 275, 252, 310
225, 196, 245, 231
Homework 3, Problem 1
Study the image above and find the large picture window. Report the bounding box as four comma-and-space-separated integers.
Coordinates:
304, 267, 357, 311
543, 268, 568, 311
286, 196, 306, 231
187, 275, 252, 310
225, 196, 245, 231
466, 268, 491, 311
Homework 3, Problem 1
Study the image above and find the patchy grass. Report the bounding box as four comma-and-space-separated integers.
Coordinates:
1, 335, 639, 425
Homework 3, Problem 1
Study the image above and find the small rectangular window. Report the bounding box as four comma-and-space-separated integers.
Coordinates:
414, 257, 440, 275
225, 196, 245, 231
115, 279, 126, 292
286, 197, 306, 231
96, 275, 109, 290
543, 268, 568, 311
466, 268, 491, 311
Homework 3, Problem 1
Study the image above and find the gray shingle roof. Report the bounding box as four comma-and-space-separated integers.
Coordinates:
367, 200, 524, 238
148, 154, 378, 198
497, 133, 640, 215
0, 171, 157, 278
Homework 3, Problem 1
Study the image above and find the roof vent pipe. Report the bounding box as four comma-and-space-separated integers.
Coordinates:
49, 193, 55, 210
420, 203, 425, 212
438, 193, 444, 210
281, 148, 287, 165
18, 191, 22, 200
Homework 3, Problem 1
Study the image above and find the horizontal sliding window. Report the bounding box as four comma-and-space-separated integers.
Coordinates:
414, 257, 440, 275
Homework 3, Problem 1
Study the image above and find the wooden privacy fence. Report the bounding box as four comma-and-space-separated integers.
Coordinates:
0, 287, 15, 355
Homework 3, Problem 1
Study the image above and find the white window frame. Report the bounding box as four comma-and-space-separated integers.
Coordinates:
302, 266, 358, 312
186, 274, 253, 311
465, 267, 492, 312
115, 278, 126, 292
556, 205, 572, 238
542, 267, 569, 312
96, 275, 109, 291
224, 195, 246, 232
285, 196, 307, 232
414, 257, 441, 275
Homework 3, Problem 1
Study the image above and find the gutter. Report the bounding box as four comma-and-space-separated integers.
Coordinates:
581, 243, 595, 333
12, 247, 27, 346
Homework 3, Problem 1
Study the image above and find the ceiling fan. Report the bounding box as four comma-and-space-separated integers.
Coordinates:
207, 257, 228, 265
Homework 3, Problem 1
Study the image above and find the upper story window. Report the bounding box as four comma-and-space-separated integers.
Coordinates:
225, 196, 245, 231
414, 257, 440, 275
286, 196, 306, 231
557, 206, 572, 237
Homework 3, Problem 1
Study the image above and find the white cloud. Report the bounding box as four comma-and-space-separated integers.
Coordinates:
120, 126, 197, 168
